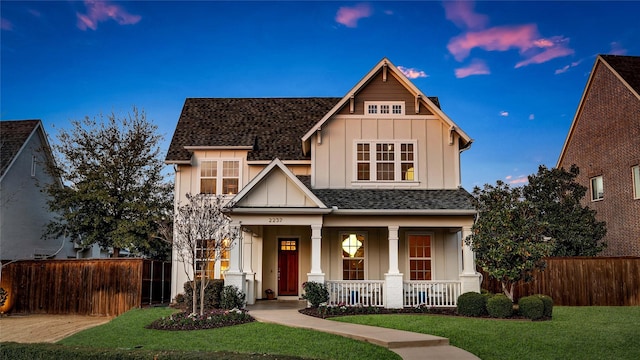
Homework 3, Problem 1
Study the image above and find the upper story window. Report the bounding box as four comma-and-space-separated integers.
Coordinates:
590, 175, 603, 201
632, 165, 640, 200
355, 140, 417, 182
365, 101, 405, 116
200, 159, 240, 195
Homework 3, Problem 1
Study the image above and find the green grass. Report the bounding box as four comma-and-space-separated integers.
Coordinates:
333, 306, 640, 360
59, 307, 400, 360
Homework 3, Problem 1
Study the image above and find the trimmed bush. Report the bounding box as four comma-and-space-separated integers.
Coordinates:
302, 281, 329, 308
457, 291, 488, 317
486, 294, 513, 318
220, 285, 246, 309
184, 279, 224, 311
519, 295, 544, 320
535, 294, 554, 318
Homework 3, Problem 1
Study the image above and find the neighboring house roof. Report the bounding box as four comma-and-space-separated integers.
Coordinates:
600, 54, 640, 95
165, 97, 340, 163
557, 54, 640, 166
297, 176, 475, 213
0, 119, 41, 178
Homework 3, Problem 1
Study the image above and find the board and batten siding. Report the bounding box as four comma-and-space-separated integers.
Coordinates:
312, 115, 462, 189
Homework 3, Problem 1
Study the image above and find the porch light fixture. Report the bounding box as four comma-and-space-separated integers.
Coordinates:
342, 234, 362, 258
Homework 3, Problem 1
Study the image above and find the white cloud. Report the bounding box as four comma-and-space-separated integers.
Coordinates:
398, 66, 428, 79
500, 111, 509, 117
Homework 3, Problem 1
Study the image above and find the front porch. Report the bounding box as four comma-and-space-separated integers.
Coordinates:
325, 280, 462, 308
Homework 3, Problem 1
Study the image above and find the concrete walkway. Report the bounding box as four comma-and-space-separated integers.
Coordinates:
247, 301, 479, 360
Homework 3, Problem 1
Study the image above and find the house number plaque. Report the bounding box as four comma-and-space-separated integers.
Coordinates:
268, 217, 283, 223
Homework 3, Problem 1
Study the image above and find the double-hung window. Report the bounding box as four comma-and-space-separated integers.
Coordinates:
408, 234, 432, 280
341, 233, 365, 280
195, 239, 230, 279
200, 160, 240, 195
590, 175, 604, 201
633, 165, 640, 199
355, 141, 417, 182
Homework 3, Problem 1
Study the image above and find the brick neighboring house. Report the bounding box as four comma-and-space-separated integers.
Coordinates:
166, 58, 481, 308
557, 55, 640, 256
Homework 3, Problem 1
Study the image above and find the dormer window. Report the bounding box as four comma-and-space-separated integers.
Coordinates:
365, 101, 405, 116
355, 140, 417, 182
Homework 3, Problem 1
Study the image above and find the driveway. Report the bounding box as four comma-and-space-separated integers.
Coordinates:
0, 314, 112, 343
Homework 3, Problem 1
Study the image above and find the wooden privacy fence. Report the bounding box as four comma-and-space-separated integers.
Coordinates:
0, 259, 171, 316
481, 257, 640, 306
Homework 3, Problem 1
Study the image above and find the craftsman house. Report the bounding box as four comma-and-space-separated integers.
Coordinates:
166, 58, 480, 308
557, 54, 640, 256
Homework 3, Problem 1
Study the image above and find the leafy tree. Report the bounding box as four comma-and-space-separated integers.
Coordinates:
468, 165, 607, 300
466, 181, 554, 301
523, 165, 606, 256
43, 107, 172, 258
173, 193, 240, 315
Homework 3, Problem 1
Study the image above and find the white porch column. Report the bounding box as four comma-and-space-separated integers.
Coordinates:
385, 225, 404, 308
225, 225, 247, 298
460, 226, 481, 294
243, 232, 255, 305
307, 224, 325, 283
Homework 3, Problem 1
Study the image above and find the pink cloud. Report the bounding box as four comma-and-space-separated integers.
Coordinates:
76, 0, 141, 31
454, 59, 490, 78
506, 175, 528, 185
555, 60, 581, 75
609, 41, 627, 55
335, 3, 372, 28
398, 66, 428, 79
1, 18, 13, 31
448, 24, 573, 67
28, 9, 42, 18
442, 1, 488, 30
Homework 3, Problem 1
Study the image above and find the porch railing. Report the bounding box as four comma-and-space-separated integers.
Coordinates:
326, 280, 385, 307
403, 281, 461, 308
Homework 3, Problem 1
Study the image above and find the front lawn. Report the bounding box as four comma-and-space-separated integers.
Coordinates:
58, 307, 400, 360
333, 306, 640, 360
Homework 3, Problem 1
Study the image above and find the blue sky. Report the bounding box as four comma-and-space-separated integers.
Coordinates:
2, 1, 639, 189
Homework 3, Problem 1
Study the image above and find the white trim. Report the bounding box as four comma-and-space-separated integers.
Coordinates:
339, 231, 368, 281
301, 58, 472, 152
231, 158, 327, 209
632, 165, 640, 200
590, 175, 604, 201
229, 207, 332, 214
246, 160, 311, 165
197, 158, 242, 195
185, 146, 253, 150
364, 101, 406, 116
165, 160, 191, 165
352, 140, 418, 182
405, 232, 434, 281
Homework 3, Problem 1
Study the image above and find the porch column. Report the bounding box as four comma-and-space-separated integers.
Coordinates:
307, 224, 325, 283
459, 226, 481, 294
243, 232, 255, 305
385, 225, 404, 308
225, 225, 247, 299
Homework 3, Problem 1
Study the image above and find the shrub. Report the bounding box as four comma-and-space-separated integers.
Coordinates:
302, 281, 329, 308
535, 294, 554, 318
147, 308, 253, 330
184, 280, 224, 311
518, 295, 544, 320
457, 291, 487, 317
0, 287, 7, 307
220, 285, 246, 309
486, 294, 513, 318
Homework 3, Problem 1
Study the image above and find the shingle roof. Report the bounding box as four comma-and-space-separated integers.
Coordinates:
600, 55, 640, 94
297, 176, 475, 211
166, 98, 341, 162
1, 120, 40, 177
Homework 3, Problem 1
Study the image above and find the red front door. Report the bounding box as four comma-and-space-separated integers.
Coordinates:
278, 239, 298, 296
